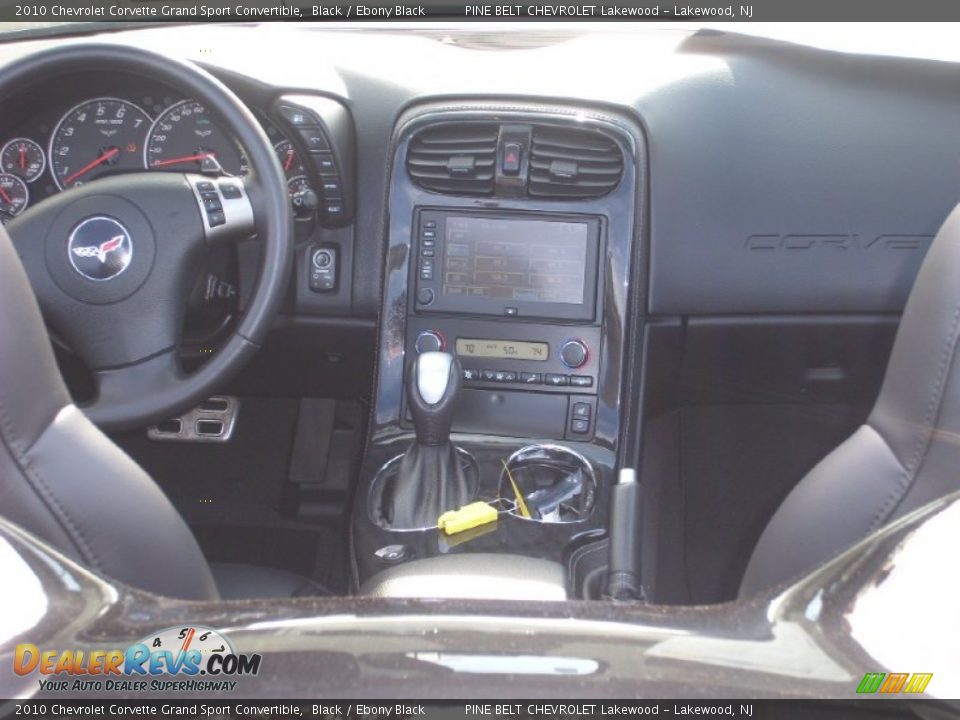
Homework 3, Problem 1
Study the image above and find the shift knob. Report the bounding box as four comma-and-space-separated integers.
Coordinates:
407, 351, 461, 445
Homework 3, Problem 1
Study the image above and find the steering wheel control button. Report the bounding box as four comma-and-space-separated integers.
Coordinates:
560, 339, 589, 369
415, 330, 445, 354
189, 174, 254, 242
68, 216, 133, 282
309, 245, 338, 292
218, 182, 243, 199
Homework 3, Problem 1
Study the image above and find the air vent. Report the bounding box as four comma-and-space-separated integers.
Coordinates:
529, 125, 624, 199
407, 123, 498, 196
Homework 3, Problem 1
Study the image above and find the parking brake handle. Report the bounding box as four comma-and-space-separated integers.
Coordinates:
605, 468, 644, 601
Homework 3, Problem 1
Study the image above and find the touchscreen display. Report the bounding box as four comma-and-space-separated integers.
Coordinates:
442, 216, 588, 305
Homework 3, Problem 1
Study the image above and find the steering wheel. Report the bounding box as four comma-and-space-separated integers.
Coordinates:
0, 45, 293, 432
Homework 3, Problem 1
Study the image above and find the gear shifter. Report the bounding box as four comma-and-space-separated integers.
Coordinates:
387, 352, 474, 528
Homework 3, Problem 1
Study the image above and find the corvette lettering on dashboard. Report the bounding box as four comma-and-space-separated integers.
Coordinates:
745, 233, 933, 251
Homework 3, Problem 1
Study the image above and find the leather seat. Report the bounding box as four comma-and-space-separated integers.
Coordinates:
741, 203, 960, 596
0, 224, 315, 601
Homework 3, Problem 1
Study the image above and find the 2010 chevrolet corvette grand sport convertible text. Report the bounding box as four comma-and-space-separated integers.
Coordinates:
0, 19, 958, 709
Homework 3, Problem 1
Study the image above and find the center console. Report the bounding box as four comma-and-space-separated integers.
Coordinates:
352, 102, 646, 599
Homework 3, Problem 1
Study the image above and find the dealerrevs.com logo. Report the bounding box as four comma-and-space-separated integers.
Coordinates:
14, 626, 261, 693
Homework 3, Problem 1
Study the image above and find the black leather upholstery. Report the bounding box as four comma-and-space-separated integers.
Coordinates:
361, 554, 567, 601
741, 203, 960, 596
0, 224, 313, 601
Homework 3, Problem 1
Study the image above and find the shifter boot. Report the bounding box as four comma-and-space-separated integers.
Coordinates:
386, 352, 474, 529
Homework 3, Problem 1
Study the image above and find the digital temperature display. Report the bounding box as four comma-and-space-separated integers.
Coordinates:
455, 338, 549, 362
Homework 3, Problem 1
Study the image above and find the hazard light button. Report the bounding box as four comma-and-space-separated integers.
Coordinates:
502, 142, 522, 175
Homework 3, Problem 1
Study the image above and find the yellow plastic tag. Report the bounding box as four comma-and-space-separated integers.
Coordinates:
437, 501, 499, 535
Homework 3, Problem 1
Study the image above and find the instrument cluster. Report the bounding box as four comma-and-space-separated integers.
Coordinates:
0, 81, 312, 223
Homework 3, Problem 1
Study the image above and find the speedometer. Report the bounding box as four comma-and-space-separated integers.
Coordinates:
49, 97, 151, 191
145, 100, 249, 176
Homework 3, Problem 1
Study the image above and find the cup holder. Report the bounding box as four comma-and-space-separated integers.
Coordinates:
498, 445, 596, 524
368, 448, 480, 531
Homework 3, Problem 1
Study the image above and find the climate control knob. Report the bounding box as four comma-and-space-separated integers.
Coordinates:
560, 339, 589, 369
415, 330, 446, 354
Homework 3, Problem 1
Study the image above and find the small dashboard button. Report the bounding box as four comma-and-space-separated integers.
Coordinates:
570, 375, 594, 387
570, 418, 590, 435
520, 372, 542, 385
545, 374, 569, 386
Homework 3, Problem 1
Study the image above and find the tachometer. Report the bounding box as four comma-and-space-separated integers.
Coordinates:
1, 138, 45, 182
49, 97, 151, 191
145, 100, 248, 176
0, 173, 28, 220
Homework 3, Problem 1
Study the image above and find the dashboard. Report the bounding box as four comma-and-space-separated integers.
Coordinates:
0, 72, 317, 223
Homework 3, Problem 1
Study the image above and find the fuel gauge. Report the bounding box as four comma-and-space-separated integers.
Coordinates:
1, 138, 45, 182
0, 173, 29, 219
275, 139, 306, 180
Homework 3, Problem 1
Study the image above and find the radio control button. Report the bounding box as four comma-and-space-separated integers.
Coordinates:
560, 340, 589, 369
545, 374, 569, 387
423, 220, 437, 229
520, 372, 542, 385
422, 230, 436, 239
570, 375, 593, 388
416, 288, 435, 306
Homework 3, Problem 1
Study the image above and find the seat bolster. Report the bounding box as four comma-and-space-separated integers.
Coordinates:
18, 405, 220, 601
739, 424, 905, 598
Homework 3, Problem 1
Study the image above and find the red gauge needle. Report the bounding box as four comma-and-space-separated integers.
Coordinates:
152, 152, 215, 168
283, 149, 294, 172
0, 186, 12, 204
64, 147, 119, 185
18, 145, 25, 171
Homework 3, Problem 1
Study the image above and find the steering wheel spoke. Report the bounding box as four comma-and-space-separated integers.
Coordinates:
186, 173, 256, 244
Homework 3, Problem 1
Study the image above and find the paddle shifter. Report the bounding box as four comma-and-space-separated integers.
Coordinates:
387, 351, 473, 528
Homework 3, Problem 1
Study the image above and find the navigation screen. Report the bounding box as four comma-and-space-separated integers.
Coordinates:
441, 216, 589, 305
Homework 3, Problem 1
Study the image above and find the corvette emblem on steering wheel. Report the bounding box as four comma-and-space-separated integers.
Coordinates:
68, 216, 133, 281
